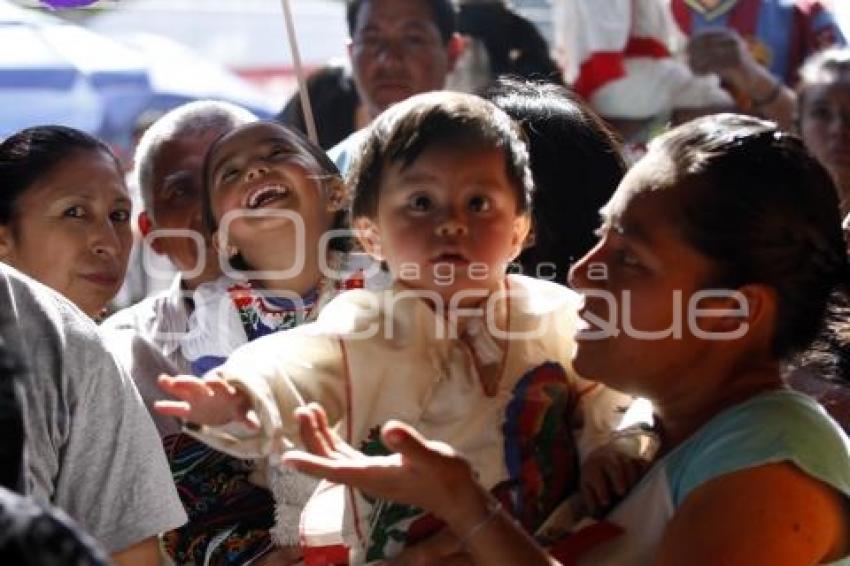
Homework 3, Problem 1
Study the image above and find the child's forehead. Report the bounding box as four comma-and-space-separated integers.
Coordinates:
395, 143, 504, 173
394, 140, 505, 168
381, 143, 516, 195
212, 123, 298, 160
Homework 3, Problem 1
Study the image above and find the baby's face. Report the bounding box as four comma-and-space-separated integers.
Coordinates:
358, 144, 530, 307
207, 122, 334, 273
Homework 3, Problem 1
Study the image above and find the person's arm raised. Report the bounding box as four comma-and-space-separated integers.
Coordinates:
283, 403, 560, 566
687, 28, 795, 130
656, 462, 848, 565
154, 374, 258, 429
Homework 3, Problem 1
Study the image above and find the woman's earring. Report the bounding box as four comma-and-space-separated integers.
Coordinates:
226, 245, 238, 258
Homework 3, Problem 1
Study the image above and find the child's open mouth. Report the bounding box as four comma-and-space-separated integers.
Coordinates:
244, 184, 290, 209
431, 252, 470, 265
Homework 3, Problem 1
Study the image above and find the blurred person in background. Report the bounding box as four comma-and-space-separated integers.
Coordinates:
672, 0, 846, 129
281, 0, 463, 169
790, 47, 850, 433
277, 61, 360, 150
449, 0, 561, 95
346, 0, 462, 120
797, 47, 850, 216
113, 108, 167, 309
280, 0, 557, 151
554, 0, 735, 161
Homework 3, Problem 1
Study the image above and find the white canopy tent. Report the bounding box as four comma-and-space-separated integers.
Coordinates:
836, 0, 850, 40
105, 31, 278, 115
0, 0, 151, 142
87, 0, 349, 105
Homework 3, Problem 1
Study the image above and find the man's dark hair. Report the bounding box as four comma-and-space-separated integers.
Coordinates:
346, 0, 457, 44
348, 91, 533, 221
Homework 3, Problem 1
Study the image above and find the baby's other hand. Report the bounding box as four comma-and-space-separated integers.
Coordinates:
580, 443, 649, 518
154, 374, 257, 428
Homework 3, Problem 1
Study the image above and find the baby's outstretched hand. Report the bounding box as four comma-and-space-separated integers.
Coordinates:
580, 442, 649, 518
155, 374, 257, 428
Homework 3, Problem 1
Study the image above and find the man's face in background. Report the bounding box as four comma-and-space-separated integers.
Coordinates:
349, 0, 459, 118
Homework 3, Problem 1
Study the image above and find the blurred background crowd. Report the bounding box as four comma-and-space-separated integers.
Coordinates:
4, 0, 847, 309
4, 2, 850, 564
5, 0, 845, 157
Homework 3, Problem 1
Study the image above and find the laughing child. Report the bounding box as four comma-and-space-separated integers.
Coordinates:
163, 121, 355, 563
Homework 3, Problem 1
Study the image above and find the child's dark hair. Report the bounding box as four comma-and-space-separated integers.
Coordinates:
201, 121, 350, 271
487, 79, 625, 284
0, 126, 121, 225
652, 113, 848, 359
346, 0, 456, 44
349, 91, 533, 221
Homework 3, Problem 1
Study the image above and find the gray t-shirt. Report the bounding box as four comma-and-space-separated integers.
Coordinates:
0, 264, 187, 553
102, 275, 190, 439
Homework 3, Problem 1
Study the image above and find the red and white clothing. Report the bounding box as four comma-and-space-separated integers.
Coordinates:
671, 0, 845, 85
553, 0, 733, 119
192, 275, 632, 564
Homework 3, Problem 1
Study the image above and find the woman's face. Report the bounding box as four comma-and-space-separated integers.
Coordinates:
207, 122, 336, 275
568, 151, 731, 399
0, 149, 132, 317
800, 80, 850, 193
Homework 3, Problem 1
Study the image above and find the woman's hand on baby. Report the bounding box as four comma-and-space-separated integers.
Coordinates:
282, 403, 481, 525
154, 374, 257, 428
580, 443, 649, 518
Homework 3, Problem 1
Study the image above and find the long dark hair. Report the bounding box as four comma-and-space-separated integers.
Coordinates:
487, 79, 626, 285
